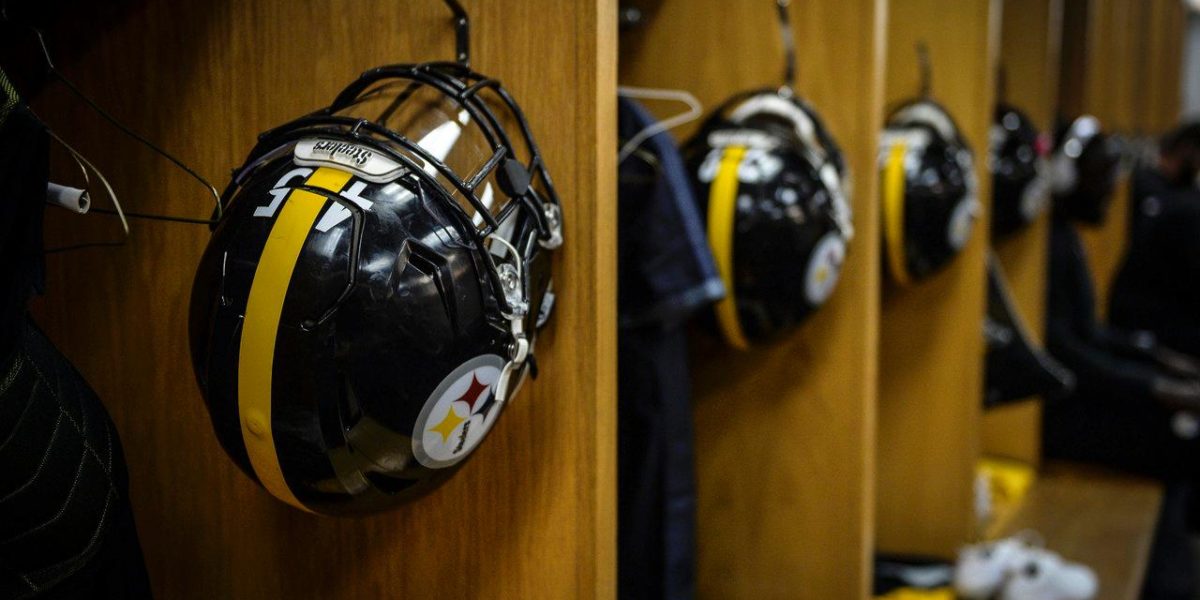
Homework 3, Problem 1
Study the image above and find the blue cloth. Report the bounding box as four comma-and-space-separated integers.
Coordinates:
617, 98, 724, 329
616, 96, 722, 600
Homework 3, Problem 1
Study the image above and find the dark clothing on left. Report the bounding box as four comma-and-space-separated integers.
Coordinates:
0, 79, 152, 598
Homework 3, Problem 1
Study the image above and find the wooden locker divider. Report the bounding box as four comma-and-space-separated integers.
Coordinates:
1137, 0, 1186, 135
876, 0, 1002, 559
1064, 0, 1139, 311
29, 1, 616, 598
1059, 0, 1184, 319
981, 0, 1065, 465
619, 0, 886, 596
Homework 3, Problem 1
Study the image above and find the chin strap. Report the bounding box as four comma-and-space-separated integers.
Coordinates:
540, 202, 564, 249
487, 233, 532, 404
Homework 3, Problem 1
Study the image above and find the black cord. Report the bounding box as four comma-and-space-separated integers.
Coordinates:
44, 241, 126, 254
90, 207, 216, 226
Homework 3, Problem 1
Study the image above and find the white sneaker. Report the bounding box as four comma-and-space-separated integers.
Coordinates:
1000, 549, 1097, 600
955, 537, 1029, 598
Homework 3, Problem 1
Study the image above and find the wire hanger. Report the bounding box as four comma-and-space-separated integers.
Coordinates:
616, 86, 702, 164
2, 11, 225, 250
916, 40, 933, 98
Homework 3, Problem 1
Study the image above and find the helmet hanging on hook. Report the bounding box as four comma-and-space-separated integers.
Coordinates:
189, 0, 564, 515
878, 41, 980, 285
683, 0, 853, 349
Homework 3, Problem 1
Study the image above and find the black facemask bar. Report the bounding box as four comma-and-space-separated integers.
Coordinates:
217, 61, 563, 325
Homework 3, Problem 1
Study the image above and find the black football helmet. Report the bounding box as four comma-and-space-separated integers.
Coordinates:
990, 103, 1051, 239
879, 99, 979, 284
188, 52, 563, 514
1050, 115, 1122, 225
684, 89, 853, 349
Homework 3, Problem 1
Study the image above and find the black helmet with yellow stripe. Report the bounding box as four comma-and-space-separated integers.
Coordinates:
684, 89, 853, 349
879, 98, 979, 284
188, 7, 563, 515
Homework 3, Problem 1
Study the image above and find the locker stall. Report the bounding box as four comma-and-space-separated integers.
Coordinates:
27, 1, 617, 597
875, 0, 1001, 559
619, 0, 885, 595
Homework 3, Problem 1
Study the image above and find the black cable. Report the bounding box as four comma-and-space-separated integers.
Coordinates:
89, 207, 215, 226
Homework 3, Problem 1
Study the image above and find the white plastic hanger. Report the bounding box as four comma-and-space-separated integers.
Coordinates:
617, 86, 703, 164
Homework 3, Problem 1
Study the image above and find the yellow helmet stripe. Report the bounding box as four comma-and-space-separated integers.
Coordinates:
882, 142, 911, 285
238, 166, 352, 511
708, 146, 751, 350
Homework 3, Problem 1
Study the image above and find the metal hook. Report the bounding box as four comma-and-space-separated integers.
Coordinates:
916, 41, 932, 98
444, 0, 470, 67
776, 0, 797, 94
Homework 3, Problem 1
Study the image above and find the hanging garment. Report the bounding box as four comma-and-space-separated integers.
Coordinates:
0, 72, 151, 599
1043, 216, 1198, 481
983, 255, 1074, 407
1109, 168, 1200, 358
616, 96, 723, 600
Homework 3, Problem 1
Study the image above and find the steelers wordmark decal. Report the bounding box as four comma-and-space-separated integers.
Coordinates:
412, 354, 507, 469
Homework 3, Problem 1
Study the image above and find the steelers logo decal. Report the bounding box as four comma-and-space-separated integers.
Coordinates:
412, 354, 507, 469
804, 232, 846, 306
1019, 169, 1051, 223
947, 196, 978, 251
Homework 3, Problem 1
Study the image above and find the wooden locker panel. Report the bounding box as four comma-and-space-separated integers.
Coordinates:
619, 0, 886, 596
876, 0, 1001, 559
1144, 0, 1186, 134
981, 0, 1065, 465
1067, 0, 1140, 312
28, 1, 616, 598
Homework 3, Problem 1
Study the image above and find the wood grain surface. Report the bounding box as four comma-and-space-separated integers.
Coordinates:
981, 0, 1065, 466
998, 462, 1164, 600
876, 0, 1001, 559
1059, 0, 1185, 316
27, 1, 616, 598
619, 0, 887, 596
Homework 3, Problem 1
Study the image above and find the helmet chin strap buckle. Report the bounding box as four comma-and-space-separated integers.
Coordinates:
509, 318, 530, 364
540, 203, 564, 249
493, 250, 531, 366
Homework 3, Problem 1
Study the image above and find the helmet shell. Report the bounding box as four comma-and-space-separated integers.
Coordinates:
685, 93, 849, 346
880, 100, 979, 283
190, 143, 551, 515
990, 104, 1050, 239
1051, 115, 1122, 225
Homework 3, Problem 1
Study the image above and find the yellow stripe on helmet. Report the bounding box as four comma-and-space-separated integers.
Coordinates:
238, 166, 352, 512
882, 141, 911, 285
708, 146, 751, 350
